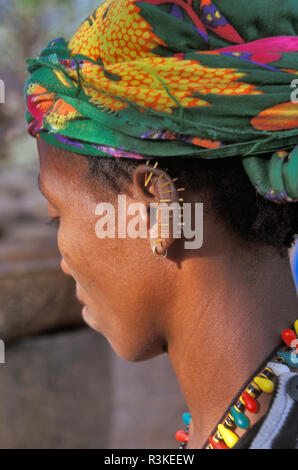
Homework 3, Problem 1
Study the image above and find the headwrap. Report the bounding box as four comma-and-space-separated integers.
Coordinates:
25, 0, 298, 203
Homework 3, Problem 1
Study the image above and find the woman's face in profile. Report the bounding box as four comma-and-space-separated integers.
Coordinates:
37, 138, 175, 361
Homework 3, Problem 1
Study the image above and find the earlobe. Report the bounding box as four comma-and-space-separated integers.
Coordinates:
133, 161, 185, 259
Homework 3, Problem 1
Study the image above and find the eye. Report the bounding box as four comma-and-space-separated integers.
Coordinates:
44, 217, 60, 227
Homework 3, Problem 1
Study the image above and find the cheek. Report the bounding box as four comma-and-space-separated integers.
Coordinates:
56, 209, 153, 301
56, 214, 118, 299
57, 217, 92, 279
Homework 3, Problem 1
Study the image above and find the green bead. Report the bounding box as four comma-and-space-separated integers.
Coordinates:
230, 406, 250, 429
277, 350, 298, 368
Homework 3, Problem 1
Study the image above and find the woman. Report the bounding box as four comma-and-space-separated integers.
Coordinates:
25, 0, 298, 449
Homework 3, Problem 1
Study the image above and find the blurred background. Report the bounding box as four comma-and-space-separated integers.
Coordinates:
0, 0, 186, 449
0, 0, 297, 450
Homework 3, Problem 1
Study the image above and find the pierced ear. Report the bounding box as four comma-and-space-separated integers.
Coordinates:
133, 162, 185, 258
133, 163, 180, 204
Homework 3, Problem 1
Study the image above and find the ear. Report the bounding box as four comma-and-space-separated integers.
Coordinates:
133, 163, 185, 258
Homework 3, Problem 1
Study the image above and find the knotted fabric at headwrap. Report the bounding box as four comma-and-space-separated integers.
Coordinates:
25, 0, 298, 203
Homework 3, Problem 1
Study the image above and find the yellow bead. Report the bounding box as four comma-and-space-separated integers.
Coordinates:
253, 376, 274, 393
218, 424, 239, 448
294, 319, 298, 336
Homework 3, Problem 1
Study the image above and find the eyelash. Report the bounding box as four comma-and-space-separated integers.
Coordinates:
44, 217, 60, 227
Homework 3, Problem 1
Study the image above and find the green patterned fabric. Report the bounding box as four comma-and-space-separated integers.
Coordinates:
25, 0, 298, 202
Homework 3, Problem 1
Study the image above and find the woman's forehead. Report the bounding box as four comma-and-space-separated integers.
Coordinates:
38, 139, 84, 195
37, 138, 106, 206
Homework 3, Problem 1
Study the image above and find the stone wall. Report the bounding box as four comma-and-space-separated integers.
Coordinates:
0, 328, 111, 449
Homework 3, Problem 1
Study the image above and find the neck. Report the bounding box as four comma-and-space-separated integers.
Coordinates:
166, 237, 297, 449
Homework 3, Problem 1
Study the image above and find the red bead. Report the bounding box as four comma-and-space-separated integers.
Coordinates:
175, 430, 189, 443
242, 392, 259, 413
282, 329, 297, 348
208, 436, 229, 449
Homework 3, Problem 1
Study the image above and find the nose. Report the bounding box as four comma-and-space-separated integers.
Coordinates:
60, 258, 71, 276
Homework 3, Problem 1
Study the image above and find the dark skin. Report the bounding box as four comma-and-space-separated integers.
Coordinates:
37, 137, 298, 448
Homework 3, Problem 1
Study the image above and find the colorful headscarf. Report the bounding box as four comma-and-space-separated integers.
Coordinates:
25, 0, 298, 203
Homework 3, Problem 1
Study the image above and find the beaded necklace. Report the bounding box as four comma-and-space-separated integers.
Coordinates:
175, 320, 298, 449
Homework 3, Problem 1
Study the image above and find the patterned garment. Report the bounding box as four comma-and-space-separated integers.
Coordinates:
25, 0, 298, 203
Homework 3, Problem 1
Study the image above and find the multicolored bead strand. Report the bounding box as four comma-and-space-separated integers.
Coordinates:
175, 319, 298, 449
175, 412, 191, 449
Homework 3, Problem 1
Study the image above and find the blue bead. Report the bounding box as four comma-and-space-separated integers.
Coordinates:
182, 412, 191, 425
230, 406, 249, 429
277, 350, 298, 368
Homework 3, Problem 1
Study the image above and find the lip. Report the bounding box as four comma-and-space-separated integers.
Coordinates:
76, 290, 87, 306
81, 305, 87, 318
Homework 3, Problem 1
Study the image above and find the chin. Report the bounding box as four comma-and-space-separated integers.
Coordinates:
106, 335, 166, 363
81, 305, 107, 335
82, 306, 166, 362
